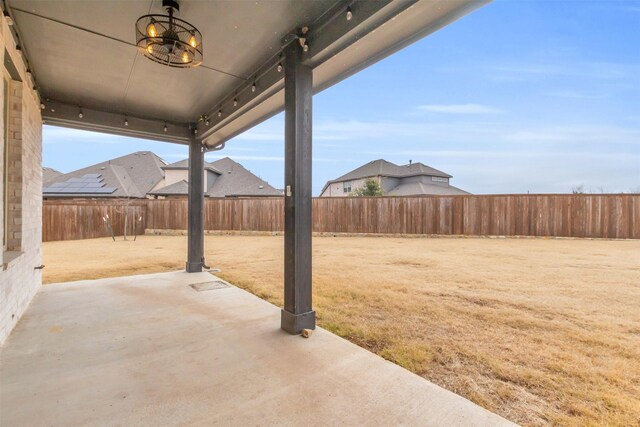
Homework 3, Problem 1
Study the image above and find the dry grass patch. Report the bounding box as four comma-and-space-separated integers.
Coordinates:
44, 235, 640, 426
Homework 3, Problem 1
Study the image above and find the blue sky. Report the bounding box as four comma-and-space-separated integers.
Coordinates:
43, 0, 640, 195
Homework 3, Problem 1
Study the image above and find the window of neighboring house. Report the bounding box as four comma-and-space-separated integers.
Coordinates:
343, 181, 352, 193
2, 70, 8, 252
431, 176, 448, 183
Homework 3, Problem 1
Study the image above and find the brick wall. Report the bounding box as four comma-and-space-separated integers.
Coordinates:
0, 16, 43, 346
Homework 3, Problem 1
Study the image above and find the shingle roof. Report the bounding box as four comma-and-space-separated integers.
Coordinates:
207, 157, 282, 197
43, 151, 166, 198
42, 167, 63, 184
44, 152, 280, 198
402, 162, 452, 178
162, 158, 221, 173
149, 179, 189, 196
150, 157, 282, 197
331, 159, 451, 183
163, 159, 189, 169
386, 182, 469, 196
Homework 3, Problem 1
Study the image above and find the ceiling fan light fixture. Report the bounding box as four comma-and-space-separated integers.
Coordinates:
135, 0, 203, 68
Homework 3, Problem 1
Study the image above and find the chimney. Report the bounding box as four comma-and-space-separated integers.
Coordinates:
409, 160, 412, 167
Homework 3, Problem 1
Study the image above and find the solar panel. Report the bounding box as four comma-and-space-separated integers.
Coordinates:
43, 173, 116, 195
94, 187, 117, 193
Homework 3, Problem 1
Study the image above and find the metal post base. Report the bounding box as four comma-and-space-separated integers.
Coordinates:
185, 261, 203, 273
281, 309, 316, 334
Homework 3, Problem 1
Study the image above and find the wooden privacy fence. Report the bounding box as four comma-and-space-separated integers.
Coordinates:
313, 195, 640, 238
144, 197, 285, 232
43, 200, 147, 242
43, 194, 640, 242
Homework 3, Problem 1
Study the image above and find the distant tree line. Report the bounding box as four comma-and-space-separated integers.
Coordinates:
571, 184, 640, 194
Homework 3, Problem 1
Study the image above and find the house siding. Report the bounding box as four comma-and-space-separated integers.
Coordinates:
380, 177, 400, 194
159, 168, 212, 190
0, 16, 43, 346
163, 168, 188, 187
402, 175, 449, 186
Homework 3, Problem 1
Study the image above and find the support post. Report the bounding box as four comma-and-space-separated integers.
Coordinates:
281, 41, 315, 334
186, 133, 204, 273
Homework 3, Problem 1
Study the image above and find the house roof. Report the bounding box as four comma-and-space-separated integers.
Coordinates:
207, 157, 282, 197
402, 162, 453, 179
162, 159, 221, 174
332, 159, 452, 182
148, 180, 190, 197
42, 167, 63, 184
162, 159, 189, 169
150, 157, 282, 198
386, 182, 470, 196
43, 151, 166, 198
321, 159, 453, 194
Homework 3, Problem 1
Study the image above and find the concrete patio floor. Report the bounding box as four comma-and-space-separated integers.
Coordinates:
0, 271, 514, 426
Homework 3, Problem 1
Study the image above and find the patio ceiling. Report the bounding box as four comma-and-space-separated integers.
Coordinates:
6, 0, 489, 146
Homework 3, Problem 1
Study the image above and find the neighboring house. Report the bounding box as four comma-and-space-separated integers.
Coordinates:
42, 167, 62, 185
42, 152, 281, 199
150, 157, 282, 198
42, 151, 167, 199
320, 159, 469, 197
149, 158, 221, 198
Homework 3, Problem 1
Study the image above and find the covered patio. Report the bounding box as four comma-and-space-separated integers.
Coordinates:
0, 271, 512, 425
5, 0, 489, 333
0, 0, 514, 424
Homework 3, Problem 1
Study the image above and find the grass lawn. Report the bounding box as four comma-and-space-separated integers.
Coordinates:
43, 235, 640, 426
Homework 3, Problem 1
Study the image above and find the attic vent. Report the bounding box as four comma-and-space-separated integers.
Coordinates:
258, 185, 264, 189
